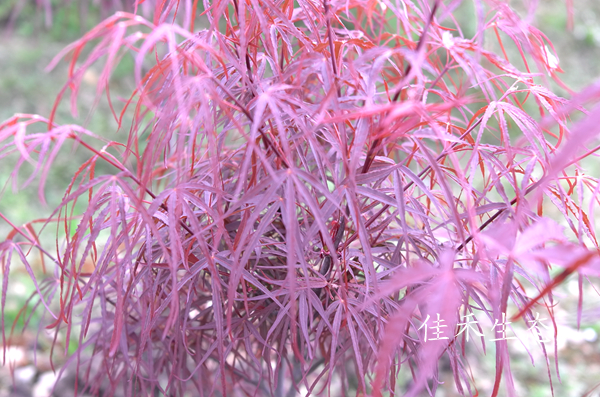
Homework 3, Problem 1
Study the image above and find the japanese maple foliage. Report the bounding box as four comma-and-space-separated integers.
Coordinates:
2, 0, 600, 396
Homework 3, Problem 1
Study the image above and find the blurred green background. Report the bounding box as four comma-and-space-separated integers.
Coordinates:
1, 1, 600, 396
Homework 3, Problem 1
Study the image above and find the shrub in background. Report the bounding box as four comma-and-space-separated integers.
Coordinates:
2, 0, 600, 396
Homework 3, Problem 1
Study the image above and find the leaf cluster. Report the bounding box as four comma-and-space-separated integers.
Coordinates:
2, 0, 600, 396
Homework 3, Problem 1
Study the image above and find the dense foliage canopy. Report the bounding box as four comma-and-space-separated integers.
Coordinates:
3, 0, 600, 396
